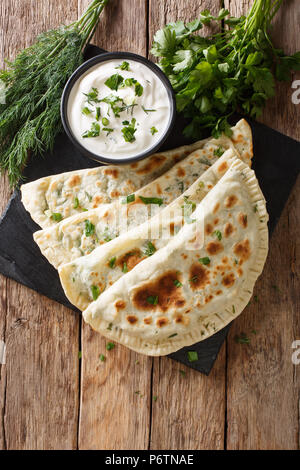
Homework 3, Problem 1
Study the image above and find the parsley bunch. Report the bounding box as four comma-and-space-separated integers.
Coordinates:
0, 0, 109, 186
151, 0, 300, 139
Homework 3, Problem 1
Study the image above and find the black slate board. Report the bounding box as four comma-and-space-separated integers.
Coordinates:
0, 45, 299, 375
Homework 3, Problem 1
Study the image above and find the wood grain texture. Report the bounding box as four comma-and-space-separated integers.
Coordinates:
0, 0, 81, 450
148, 0, 227, 450
225, 0, 300, 450
77, 0, 152, 451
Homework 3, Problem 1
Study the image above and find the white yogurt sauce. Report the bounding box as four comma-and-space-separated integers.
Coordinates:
67, 59, 171, 159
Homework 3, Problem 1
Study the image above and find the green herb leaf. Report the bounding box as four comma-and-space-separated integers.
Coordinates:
82, 122, 100, 138
199, 257, 210, 265
84, 220, 95, 237
144, 241, 156, 257
109, 257, 116, 269
51, 212, 63, 222
173, 279, 182, 288
102, 117, 109, 126
99, 354, 106, 362
135, 83, 144, 96
122, 262, 128, 273
116, 61, 130, 71
147, 295, 158, 306
150, 126, 158, 135
122, 193, 135, 204
106, 342, 115, 351
82, 106, 92, 116
139, 195, 163, 206
121, 118, 137, 143
73, 197, 79, 209
187, 351, 198, 362
142, 105, 157, 114
213, 230, 222, 241
83, 87, 100, 105
105, 73, 124, 91
91, 285, 100, 301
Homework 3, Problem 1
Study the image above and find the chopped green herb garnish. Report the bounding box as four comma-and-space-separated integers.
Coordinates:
153, 395, 158, 402
173, 279, 182, 288
234, 333, 250, 344
122, 120, 129, 125
147, 295, 158, 306
116, 61, 130, 71
83, 87, 100, 105
232, 305, 235, 313
124, 78, 137, 87
135, 83, 144, 96
85, 191, 92, 202
122, 193, 135, 204
168, 333, 178, 338
103, 127, 114, 136
213, 146, 224, 157
105, 73, 124, 91
106, 342, 115, 351
109, 257, 116, 269
102, 117, 109, 126
122, 262, 128, 273
254, 204, 258, 213
78, 351, 82, 359
144, 241, 156, 257
91, 285, 100, 301
142, 105, 157, 114
107, 323, 113, 331
213, 230, 222, 241
187, 351, 198, 362
82, 106, 92, 116
51, 212, 63, 222
139, 195, 163, 206
121, 118, 137, 143
82, 121, 100, 138
189, 275, 198, 283
73, 197, 79, 209
199, 257, 210, 265
179, 369, 186, 377
95, 107, 101, 121
254, 295, 259, 302
85, 220, 95, 237
150, 126, 158, 135
99, 354, 106, 362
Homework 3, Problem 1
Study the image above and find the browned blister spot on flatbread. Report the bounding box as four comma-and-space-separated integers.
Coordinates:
238, 213, 248, 228
144, 316, 152, 325
170, 222, 175, 236
205, 295, 213, 304
218, 161, 228, 173
225, 195, 238, 208
136, 155, 166, 174
156, 317, 169, 328
189, 264, 210, 290
216, 290, 223, 295
177, 167, 185, 177
115, 300, 126, 310
130, 162, 138, 169
233, 239, 251, 264
205, 223, 213, 235
127, 315, 138, 325
104, 168, 119, 178
68, 175, 81, 187
117, 249, 144, 272
232, 133, 244, 144
224, 222, 234, 237
132, 271, 185, 312
222, 272, 235, 288
174, 314, 189, 326
156, 184, 162, 195
213, 203, 220, 214
110, 190, 120, 198
93, 195, 103, 207
206, 241, 224, 256
214, 218, 219, 225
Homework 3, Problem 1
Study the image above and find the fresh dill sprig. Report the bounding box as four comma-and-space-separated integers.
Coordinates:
0, 0, 109, 186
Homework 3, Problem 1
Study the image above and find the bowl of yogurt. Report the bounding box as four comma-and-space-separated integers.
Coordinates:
61, 52, 176, 165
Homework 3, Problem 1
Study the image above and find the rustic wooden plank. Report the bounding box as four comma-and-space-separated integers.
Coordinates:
225, 0, 300, 450
148, 0, 227, 450
0, 0, 81, 450
77, 0, 152, 450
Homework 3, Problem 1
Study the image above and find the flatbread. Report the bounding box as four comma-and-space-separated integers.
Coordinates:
81, 158, 268, 356
34, 122, 252, 269
59, 148, 238, 309
21, 119, 252, 228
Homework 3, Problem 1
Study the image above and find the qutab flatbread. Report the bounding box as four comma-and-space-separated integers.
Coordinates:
82, 158, 268, 356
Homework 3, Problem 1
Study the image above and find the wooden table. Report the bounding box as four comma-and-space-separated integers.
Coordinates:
0, 0, 299, 450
